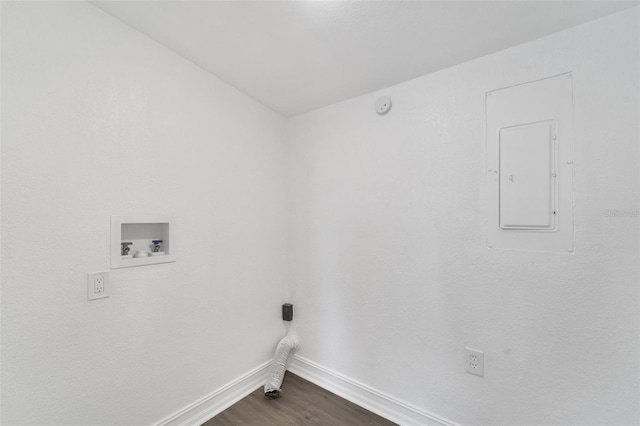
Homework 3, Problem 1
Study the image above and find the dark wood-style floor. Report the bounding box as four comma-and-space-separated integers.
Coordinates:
202, 372, 397, 426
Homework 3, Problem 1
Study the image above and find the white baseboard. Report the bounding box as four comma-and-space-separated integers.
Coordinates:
288, 355, 458, 426
154, 356, 457, 426
155, 361, 270, 426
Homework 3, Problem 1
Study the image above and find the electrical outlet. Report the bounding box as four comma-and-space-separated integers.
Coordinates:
465, 347, 484, 377
87, 272, 109, 301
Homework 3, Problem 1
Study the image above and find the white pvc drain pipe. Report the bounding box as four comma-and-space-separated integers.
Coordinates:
264, 334, 300, 399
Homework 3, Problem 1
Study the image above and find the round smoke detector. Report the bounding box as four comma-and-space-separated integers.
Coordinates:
375, 96, 392, 115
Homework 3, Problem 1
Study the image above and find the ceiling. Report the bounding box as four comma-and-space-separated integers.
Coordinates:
92, 1, 638, 117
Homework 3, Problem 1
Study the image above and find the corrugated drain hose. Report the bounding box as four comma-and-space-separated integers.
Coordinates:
264, 334, 299, 399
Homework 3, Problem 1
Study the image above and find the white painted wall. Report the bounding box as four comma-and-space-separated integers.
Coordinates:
1, 2, 287, 425
287, 8, 639, 426
3, 2, 638, 426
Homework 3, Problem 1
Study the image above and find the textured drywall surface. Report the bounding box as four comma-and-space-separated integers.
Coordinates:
1, 2, 287, 425
287, 8, 639, 426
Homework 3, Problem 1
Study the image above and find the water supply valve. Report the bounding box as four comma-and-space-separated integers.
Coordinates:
121, 242, 132, 256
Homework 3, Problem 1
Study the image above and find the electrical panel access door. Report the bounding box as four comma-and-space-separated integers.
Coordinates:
499, 120, 556, 231
486, 74, 574, 253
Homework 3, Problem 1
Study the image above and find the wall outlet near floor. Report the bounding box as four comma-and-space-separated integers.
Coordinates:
465, 347, 484, 377
87, 272, 109, 301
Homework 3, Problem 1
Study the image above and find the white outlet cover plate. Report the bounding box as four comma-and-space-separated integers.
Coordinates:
87, 271, 110, 301
465, 347, 484, 377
